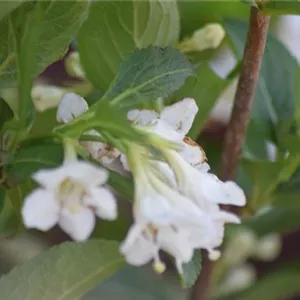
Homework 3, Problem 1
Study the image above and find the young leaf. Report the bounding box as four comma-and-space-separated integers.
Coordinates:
172, 64, 228, 139
105, 46, 194, 107
181, 250, 202, 288
0, 1, 90, 88
78, 0, 180, 90
0, 240, 124, 300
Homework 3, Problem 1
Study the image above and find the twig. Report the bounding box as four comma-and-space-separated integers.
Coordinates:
219, 7, 270, 181
192, 6, 270, 300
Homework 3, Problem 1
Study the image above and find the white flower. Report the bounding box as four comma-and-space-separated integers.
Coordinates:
163, 149, 246, 258
123, 98, 207, 170
22, 160, 117, 241
120, 145, 209, 273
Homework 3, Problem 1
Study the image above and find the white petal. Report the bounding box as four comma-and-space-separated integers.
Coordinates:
59, 207, 95, 241
150, 120, 183, 142
84, 187, 117, 220
139, 194, 175, 226
157, 227, 194, 268
199, 173, 246, 207
33, 166, 69, 189
120, 223, 145, 253
57, 93, 88, 123
160, 98, 198, 135
213, 211, 241, 224
120, 232, 157, 266
180, 143, 206, 166
195, 162, 211, 173
120, 153, 131, 171
22, 189, 59, 231
62, 160, 109, 187
128, 109, 159, 126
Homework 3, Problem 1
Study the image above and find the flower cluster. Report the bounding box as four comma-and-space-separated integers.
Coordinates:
21, 93, 246, 274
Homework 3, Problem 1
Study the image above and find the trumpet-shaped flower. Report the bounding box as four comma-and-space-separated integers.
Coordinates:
120, 145, 211, 273
22, 159, 117, 241
162, 149, 246, 257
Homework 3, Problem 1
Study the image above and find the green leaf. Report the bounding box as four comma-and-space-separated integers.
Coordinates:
105, 46, 194, 107
181, 250, 202, 288
0, 1, 90, 88
4, 136, 63, 186
172, 64, 228, 139
0, 240, 124, 300
242, 155, 300, 209
260, 0, 300, 15
215, 263, 300, 300
242, 205, 300, 237
108, 170, 134, 200
15, 3, 43, 129
78, 0, 180, 90
0, 97, 13, 130
0, 1, 24, 22
0, 188, 21, 235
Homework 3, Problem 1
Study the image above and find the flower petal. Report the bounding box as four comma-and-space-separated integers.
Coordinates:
180, 143, 206, 167
33, 166, 69, 189
84, 187, 117, 220
160, 98, 198, 136
128, 109, 159, 126
200, 175, 246, 207
120, 223, 145, 253
157, 227, 194, 272
56, 93, 88, 123
120, 232, 157, 266
139, 194, 175, 226
150, 120, 183, 142
62, 160, 109, 187
22, 189, 59, 231
59, 207, 95, 241
213, 211, 241, 224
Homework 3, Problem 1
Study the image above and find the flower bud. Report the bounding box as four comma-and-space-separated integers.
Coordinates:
179, 23, 225, 53
65, 52, 86, 79
31, 84, 65, 112
253, 233, 281, 262
218, 264, 256, 295
223, 229, 258, 266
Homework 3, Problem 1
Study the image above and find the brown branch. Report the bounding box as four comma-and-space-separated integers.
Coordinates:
219, 7, 270, 181
192, 6, 270, 300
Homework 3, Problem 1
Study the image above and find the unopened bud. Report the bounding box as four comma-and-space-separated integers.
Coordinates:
179, 24, 225, 53
218, 264, 256, 296
31, 84, 65, 112
65, 52, 86, 79
57, 92, 88, 123
253, 233, 281, 262
223, 229, 258, 266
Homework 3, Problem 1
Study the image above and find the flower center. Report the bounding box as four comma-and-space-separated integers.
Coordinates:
58, 178, 86, 213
